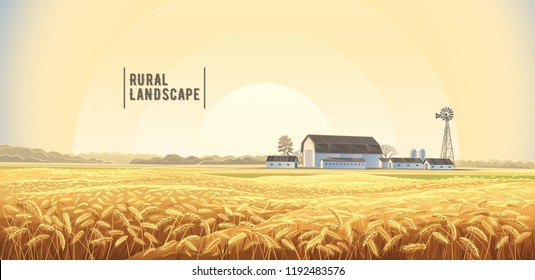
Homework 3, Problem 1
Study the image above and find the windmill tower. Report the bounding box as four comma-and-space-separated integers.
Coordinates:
435, 107, 455, 163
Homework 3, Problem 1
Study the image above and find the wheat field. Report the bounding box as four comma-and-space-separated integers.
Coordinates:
0, 166, 534, 260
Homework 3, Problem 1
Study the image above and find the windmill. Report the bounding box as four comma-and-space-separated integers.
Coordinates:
435, 107, 455, 163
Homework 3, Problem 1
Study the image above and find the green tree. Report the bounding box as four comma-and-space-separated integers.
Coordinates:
277, 135, 294, 156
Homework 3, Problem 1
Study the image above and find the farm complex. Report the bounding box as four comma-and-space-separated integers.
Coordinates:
267, 134, 455, 170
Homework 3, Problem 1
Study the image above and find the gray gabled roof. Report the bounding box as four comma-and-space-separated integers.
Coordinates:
321, 157, 366, 162
388, 158, 423, 164
301, 134, 382, 154
266, 156, 298, 162
424, 158, 454, 165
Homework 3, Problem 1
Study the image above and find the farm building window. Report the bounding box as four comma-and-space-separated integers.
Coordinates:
286, 163, 290, 166
278, 163, 281, 166
269, 163, 273, 166
440, 166, 443, 168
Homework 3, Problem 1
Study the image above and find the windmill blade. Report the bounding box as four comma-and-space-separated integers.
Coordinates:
435, 113, 442, 119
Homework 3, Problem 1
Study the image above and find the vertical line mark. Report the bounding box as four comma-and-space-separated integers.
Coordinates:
123, 67, 126, 109
203, 67, 206, 109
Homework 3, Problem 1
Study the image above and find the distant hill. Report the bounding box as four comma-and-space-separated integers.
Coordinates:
131, 154, 266, 165
79, 152, 158, 164
456, 159, 535, 169
0, 144, 111, 164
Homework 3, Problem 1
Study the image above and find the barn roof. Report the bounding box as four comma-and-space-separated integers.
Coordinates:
388, 158, 423, 163
301, 134, 382, 154
266, 156, 298, 162
424, 158, 454, 165
321, 157, 366, 162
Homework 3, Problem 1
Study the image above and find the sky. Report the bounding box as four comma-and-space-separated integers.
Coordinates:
0, 0, 534, 160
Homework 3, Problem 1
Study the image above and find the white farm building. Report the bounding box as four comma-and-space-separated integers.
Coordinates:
386, 158, 423, 169
321, 157, 366, 169
301, 134, 382, 169
423, 158, 454, 170
266, 156, 298, 168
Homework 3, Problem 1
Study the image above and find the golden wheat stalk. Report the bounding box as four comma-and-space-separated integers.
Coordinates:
38, 223, 56, 232
128, 206, 142, 221
367, 240, 380, 258
388, 220, 407, 234
228, 232, 247, 247
90, 228, 104, 238
256, 232, 281, 250
75, 213, 92, 225
281, 238, 297, 252
275, 228, 292, 240
432, 232, 450, 244
514, 232, 531, 245
96, 221, 111, 229
505, 219, 530, 231
466, 226, 488, 243
318, 245, 335, 257
62, 213, 72, 235
114, 235, 128, 248
481, 221, 495, 236
108, 230, 124, 236
172, 223, 195, 235
366, 220, 383, 232
383, 234, 403, 254
8, 228, 28, 239
3, 204, 20, 214
459, 237, 480, 259
25, 200, 43, 222
144, 232, 160, 244
203, 239, 221, 254
400, 243, 426, 253
250, 215, 266, 224
183, 241, 198, 252
113, 210, 130, 227
156, 217, 173, 229
362, 231, 378, 246
71, 230, 84, 245
377, 226, 392, 242
502, 225, 520, 239
495, 236, 509, 250
101, 206, 114, 218
447, 221, 457, 240
140, 222, 159, 230
325, 229, 344, 241
55, 230, 66, 251
418, 223, 441, 236
328, 208, 343, 226
133, 237, 146, 246
26, 234, 50, 247
90, 237, 113, 246
218, 222, 235, 229
403, 217, 418, 231
140, 206, 161, 217
469, 215, 484, 224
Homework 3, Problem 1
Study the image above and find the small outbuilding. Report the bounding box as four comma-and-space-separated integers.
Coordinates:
423, 158, 454, 170
320, 157, 366, 169
378, 158, 389, 169
387, 158, 423, 169
266, 156, 298, 169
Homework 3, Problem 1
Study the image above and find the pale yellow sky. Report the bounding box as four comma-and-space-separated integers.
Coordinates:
4, 0, 534, 160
